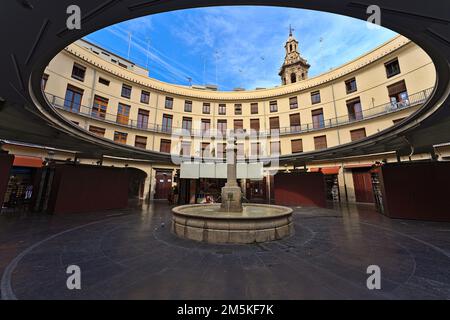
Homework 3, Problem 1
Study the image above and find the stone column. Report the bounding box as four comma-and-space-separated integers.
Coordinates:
220, 132, 243, 212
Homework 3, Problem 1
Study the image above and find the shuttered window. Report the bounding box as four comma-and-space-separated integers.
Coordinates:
251, 103, 259, 114
314, 135, 327, 150
350, 128, 366, 142
114, 131, 128, 144
290, 113, 301, 132
291, 139, 303, 153
250, 119, 260, 132
270, 117, 280, 134
89, 125, 105, 137
160, 139, 171, 153
135, 136, 147, 149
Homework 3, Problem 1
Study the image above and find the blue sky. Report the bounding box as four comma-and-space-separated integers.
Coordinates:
84, 6, 397, 91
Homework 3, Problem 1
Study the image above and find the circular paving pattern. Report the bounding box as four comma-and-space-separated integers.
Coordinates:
2, 205, 450, 300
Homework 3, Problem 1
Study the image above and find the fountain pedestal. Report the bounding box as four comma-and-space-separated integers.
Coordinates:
220, 134, 243, 212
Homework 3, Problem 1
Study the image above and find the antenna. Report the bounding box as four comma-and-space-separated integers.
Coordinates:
186, 77, 192, 87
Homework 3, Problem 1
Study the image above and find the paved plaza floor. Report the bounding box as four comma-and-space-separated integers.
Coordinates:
1, 202, 449, 300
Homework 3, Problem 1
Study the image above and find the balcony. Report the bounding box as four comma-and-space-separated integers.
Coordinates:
46, 87, 433, 139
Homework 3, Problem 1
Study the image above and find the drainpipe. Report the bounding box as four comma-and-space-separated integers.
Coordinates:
331, 82, 341, 145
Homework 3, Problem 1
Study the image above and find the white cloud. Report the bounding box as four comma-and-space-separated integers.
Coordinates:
87, 6, 397, 90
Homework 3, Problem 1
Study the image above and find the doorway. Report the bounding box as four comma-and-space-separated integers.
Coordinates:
154, 170, 173, 200
352, 168, 375, 203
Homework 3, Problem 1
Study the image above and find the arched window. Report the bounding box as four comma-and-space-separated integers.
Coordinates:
290, 44, 293, 52
291, 73, 297, 83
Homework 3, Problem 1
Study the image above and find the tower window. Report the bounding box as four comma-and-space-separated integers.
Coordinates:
291, 73, 297, 84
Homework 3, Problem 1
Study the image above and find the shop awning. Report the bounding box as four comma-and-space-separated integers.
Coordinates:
309, 166, 341, 175
13, 156, 43, 168
344, 163, 373, 169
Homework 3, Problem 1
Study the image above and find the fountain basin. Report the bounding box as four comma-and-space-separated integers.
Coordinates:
171, 204, 294, 244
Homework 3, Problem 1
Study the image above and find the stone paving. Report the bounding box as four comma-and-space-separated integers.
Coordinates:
1, 202, 450, 300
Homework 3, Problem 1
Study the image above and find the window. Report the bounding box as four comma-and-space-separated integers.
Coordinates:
162, 114, 173, 133
347, 98, 363, 121
289, 97, 298, 109
92, 95, 108, 119
251, 103, 259, 114
64, 85, 83, 112
290, 73, 297, 84
182, 117, 192, 134
251, 143, 261, 157
218, 104, 226, 115
203, 103, 211, 114
121, 84, 132, 99
235, 104, 242, 115
250, 119, 260, 133
314, 135, 328, 150
291, 139, 303, 153
270, 141, 280, 156
350, 128, 367, 142
98, 77, 110, 86
201, 119, 211, 136
237, 143, 245, 159
160, 139, 171, 153
165, 97, 173, 109
388, 80, 409, 109
201, 142, 211, 158
184, 100, 192, 112
385, 58, 401, 78
217, 120, 227, 135
135, 136, 147, 149
216, 143, 227, 159
114, 131, 128, 144
116, 103, 130, 125
290, 113, 301, 132
269, 116, 280, 134
270, 101, 278, 113
137, 109, 149, 129
345, 78, 357, 94
141, 90, 150, 104
89, 125, 105, 137
42, 74, 49, 90
311, 91, 321, 104
234, 119, 244, 134
71, 63, 86, 81
180, 141, 191, 156
312, 108, 325, 129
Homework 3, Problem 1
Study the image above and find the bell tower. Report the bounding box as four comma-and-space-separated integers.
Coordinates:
279, 26, 310, 85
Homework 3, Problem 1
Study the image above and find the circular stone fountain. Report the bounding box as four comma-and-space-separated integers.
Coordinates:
172, 133, 294, 244
172, 203, 293, 244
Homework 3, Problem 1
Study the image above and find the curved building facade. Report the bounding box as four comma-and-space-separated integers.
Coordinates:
4, 34, 447, 204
